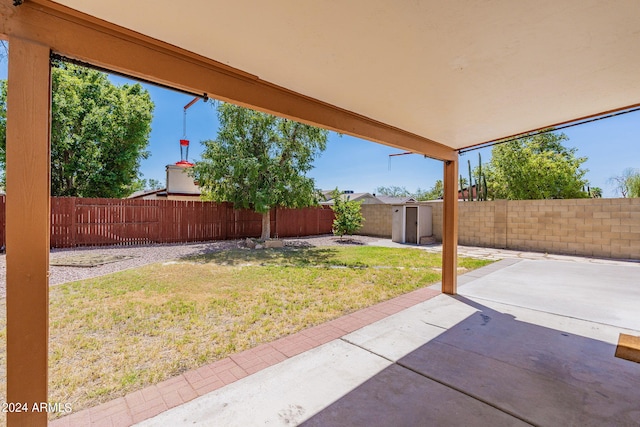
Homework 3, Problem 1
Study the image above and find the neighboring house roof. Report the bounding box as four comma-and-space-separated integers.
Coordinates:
127, 188, 166, 199
320, 190, 334, 201
458, 184, 478, 200
375, 195, 417, 204
320, 192, 383, 205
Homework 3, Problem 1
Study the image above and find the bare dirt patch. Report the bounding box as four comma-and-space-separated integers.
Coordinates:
50, 254, 136, 267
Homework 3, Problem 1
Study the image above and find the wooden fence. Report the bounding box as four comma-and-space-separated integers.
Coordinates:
0, 196, 334, 248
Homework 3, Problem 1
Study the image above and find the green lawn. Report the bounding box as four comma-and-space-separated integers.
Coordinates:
0, 245, 493, 419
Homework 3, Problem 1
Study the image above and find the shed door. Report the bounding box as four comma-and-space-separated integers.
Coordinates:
405, 207, 418, 244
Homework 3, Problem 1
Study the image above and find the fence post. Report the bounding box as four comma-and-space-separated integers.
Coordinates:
154, 200, 160, 244
221, 202, 228, 240
223, 202, 229, 240
71, 197, 77, 247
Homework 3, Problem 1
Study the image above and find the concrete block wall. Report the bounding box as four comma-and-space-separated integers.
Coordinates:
359, 204, 392, 237
458, 201, 498, 247
432, 200, 507, 248
430, 202, 443, 243
360, 199, 640, 260
503, 198, 640, 259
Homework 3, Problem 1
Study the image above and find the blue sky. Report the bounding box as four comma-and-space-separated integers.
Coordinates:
1, 61, 638, 198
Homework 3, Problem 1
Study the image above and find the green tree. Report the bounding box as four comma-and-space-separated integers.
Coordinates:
630, 176, 640, 198
192, 103, 328, 240
143, 178, 163, 190
374, 186, 412, 198
484, 131, 589, 200
330, 188, 364, 239
127, 177, 164, 194
415, 180, 443, 201
609, 168, 640, 198
0, 63, 154, 197
588, 186, 603, 198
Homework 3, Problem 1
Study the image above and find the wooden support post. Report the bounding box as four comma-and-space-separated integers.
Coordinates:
442, 157, 459, 295
6, 37, 52, 426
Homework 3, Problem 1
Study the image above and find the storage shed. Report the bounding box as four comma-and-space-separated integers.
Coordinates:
391, 204, 433, 244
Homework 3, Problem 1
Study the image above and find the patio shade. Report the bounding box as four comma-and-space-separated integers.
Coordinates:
50, 0, 640, 152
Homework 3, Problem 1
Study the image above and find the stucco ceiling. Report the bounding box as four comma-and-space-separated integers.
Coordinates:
53, 0, 640, 150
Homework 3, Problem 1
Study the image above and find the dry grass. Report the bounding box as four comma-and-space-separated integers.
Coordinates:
0, 246, 493, 420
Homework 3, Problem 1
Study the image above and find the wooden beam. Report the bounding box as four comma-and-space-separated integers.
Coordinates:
0, 0, 455, 161
442, 158, 458, 295
5, 37, 51, 426
615, 333, 640, 364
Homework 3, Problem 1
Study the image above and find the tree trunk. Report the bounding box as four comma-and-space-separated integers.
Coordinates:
261, 210, 271, 240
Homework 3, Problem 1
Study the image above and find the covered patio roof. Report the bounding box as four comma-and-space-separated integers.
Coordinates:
50, 0, 640, 150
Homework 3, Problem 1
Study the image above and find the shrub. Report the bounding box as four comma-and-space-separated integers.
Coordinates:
330, 188, 364, 239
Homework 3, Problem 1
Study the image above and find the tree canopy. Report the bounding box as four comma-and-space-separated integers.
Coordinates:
588, 186, 603, 198
609, 168, 640, 198
484, 131, 589, 200
374, 182, 444, 201
191, 102, 328, 239
415, 180, 444, 201
374, 186, 412, 198
0, 62, 154, 197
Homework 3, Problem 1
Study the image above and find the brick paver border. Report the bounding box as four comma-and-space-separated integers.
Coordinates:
49, 286, 441, 426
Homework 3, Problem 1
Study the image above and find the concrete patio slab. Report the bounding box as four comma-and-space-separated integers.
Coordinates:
463, 298, 639, 345
301, 364, 530, 427
135, 340, 392, 426
459, 259, 640, 330
400, 297, 640, 426
342, 306, 448, 361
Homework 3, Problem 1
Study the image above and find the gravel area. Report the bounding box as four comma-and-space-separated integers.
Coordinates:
0, 235, 382, 298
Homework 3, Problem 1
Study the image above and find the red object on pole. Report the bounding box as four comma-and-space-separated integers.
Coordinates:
178, 96, 203, 166
178, 139, 191, 165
